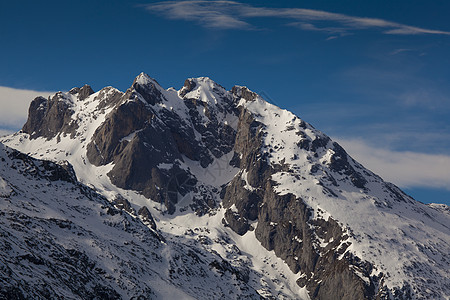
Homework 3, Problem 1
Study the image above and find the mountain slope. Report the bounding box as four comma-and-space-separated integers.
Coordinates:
0, 143, 307, 299
1, 73, 449, 299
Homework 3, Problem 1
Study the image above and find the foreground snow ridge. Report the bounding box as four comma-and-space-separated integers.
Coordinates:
1, 73, 449, 300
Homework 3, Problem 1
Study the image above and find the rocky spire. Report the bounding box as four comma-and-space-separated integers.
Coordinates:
69, 84, 95, 100
130, 72, 164, 105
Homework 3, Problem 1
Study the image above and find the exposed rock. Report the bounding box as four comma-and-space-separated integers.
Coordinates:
138, 206, 157, 230
113, 195, 135, 214
57, 160, 78, 182
69, 84, 94, 100
329, 142, 367, 189
79, 84, 95, 100
22, 93, 78, 140
223, 208, 250, 236
7, 150, 77, 183
95, 86, 124, 110
179, 78, 197, 97
131, 73, 164, 105
220, 107, 378, 299
231, 86, 258, 102
209, 259, 250, 283
86, 100, 155, 166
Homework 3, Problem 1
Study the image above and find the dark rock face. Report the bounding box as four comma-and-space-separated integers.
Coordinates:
159, 107, 213, 167
22, 96, 47, 136
69, 84, 94, 100
182, 97, 236, 160
209, 259, 250, 283
231, 86, 258, 102
22, 93, 78, 140
179, 78, 196, 98
85, 96, 197, 214
86, 100, 156, 166
256, 187, 316, 274
22, 85, 97, 140
329, 142, 367, 189
79, 85, 95, 100
138, 206, 157, 230
113, 195, 135, 214
223, 166, 376, 299
223, 208, 250, 235
222, 107, 266, 233
220, 106, 382, 299
131, 74, 164, 105
7, 150, 77, 183
85, 76, 239, 214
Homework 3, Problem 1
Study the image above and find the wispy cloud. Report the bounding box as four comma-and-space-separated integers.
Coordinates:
0, 86, 54, 133
144, 1, 450, 36
143, 1, 253, 29
0, 129, 14, 137
288, 22, 349, 36
398, 88, 450, 109
335, 138, 450, 190
390, 48, 414, 55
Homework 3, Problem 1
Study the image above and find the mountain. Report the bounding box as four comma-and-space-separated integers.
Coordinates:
0, 144, 286, 299
1, 73, 449, 299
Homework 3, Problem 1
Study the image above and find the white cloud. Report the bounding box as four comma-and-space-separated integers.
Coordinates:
0, 129, 14, 137
0, 86, 54, 132
288, 22, 349, 35
335, 138, 450, 190
144, 1, 450, 36
143, 1, 253, 29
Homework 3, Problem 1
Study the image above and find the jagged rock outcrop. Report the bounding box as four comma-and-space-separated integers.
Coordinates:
22, 93, 78, 140
138, 206, 157, 230
22, 85, 95, 141
69, 84, 95, 100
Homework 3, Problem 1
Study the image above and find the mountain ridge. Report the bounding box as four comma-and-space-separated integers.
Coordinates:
1, 72, 449, 299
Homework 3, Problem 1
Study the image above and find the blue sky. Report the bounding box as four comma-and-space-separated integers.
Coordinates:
1, 0, 449, 205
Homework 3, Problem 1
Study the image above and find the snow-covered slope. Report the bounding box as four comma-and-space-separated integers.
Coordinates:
1, 73, 449, 299
0, 143, 308, 299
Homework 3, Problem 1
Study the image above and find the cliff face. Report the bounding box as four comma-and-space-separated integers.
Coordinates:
2, 73, 449, 299
220, 105, 377, 299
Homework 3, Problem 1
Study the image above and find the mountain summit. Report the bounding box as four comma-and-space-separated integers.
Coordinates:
1, 73, 449, 299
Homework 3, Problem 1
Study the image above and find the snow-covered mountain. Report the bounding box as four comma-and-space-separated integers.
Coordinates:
1, 73, 449, 299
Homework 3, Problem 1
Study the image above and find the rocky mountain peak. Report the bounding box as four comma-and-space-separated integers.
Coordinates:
1, 73, 449, 300
21, 92, 77, 140
69, 84, 95, 100
231, 85, 259, 102
131, 72, 158, 88
180, 76, 228, 105
130, 72, 164, 105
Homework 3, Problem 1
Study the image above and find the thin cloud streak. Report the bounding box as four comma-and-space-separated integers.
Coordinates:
336, 138, 450, 190
144, 1, 450, 35
0, 129, 14, 137
143, 1, 253, 29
